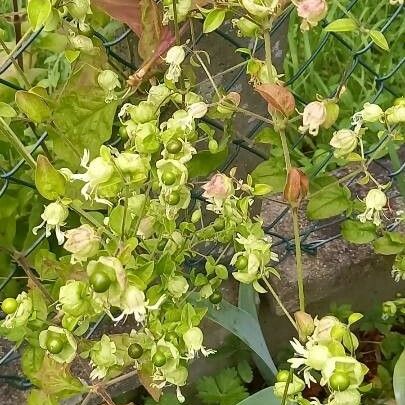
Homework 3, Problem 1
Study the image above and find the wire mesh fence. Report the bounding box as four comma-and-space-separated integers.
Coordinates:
0, 0, 403, 390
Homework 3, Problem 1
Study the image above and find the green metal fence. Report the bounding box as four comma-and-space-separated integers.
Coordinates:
0, 0, 403, 390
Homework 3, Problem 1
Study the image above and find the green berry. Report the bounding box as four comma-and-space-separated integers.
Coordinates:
276, 370, 290, 383
165, 191, 180, 206
235, 256, 248, 270
152, 351, 167, 367
128, 343, 144, 359
166, 139, 182, 154
46, 336, 65, 354
209, 291, 223, 304
329, 372, 350, 391
161, 171, 176, 186
1, 298, 18, 315
213, 217, 225, 231
89, 270, 111, 293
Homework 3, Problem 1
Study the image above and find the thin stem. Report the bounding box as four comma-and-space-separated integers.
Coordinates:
292, 207, 305, 312
13, 252, 54, 304
71, 203, 115, 239
279, 127, 292, 170
281, 368, 294, 405
0, 117, 36, 169
264, 27, 273, 80
263, 277, 298, 331
193, 51, 221, 99
172, 0, 186, 103
0, 37, 30, 88
104, 370, 138, 387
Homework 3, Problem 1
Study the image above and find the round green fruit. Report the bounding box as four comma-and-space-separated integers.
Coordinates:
165, 191, 180, 206
1, 298, 18, 315
209, 291, 223, 304
161, 171, 177, 186
128, 343, 144, 359
90, 270, 111, 293
329, 372, 350, 391
46, 336, 65, 354
235, 256, 248, 270
166, 139, 182, 154
276, 370, 290, 383
152, 351, 167, 367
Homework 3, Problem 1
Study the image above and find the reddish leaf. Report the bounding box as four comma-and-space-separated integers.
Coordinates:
91, 0, 143, 35
255, 83, 296, 117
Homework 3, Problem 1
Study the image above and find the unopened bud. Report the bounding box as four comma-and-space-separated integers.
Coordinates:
283, 168, 309, 206
294, 311, 314, 341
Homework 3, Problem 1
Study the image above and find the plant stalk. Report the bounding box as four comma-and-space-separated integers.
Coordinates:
292, 207, 305, 312
0, 117, 36, 169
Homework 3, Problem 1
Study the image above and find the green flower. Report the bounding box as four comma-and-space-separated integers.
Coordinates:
274, 374, 305, 398
89, 335, 122, 380
357, 188, 387, 226
1, 291, 32, 328
182, 327, 215, 359
115, 152, 150, 181
164, 46, 186, 83
330, 389, 361, 405
159, 186, 191, 219
98, 70, 121, 103
59, 280, 93, 318
157, 159, 188, 189
168, 275, 189, 299
321, 356, 368, 389
39, 326, 77, 364
330, 129, 358, 158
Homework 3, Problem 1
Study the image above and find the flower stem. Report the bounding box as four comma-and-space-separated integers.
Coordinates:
292, 207, 305, 312
264, 26, 273, 81
263, 277, 298, 332
0, 117, 36, 169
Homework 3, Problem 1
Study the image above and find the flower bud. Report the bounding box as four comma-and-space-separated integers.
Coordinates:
98, 70, 120, 93
183, 327, 204, 352
42, 202, 69, 226
70, 34, 93, 52
168, 275, 189, 298
294, 311, 314, 341
283, 168, 309, 206
385, 104, 405, 124
202, 173, 234, 201
330, 129, 358, 158
64, 224, 100, 262
299, 101, 327, 136
129, 101, 156, 124
191, 209, 202, 223
67, 0, 90, 20
115, 152, 149, 178
187, 102, 208, 119
296, 0, 328, 31
360, 103, 384, 123
382, 300, 397, 318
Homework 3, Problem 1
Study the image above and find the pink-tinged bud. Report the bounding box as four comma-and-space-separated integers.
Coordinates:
283, 168, 309, 206
294, 311, 315, 341
202, 173, 234, 200
296, 0, 328, 31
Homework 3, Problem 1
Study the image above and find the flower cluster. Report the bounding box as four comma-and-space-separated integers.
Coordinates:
275, 314, 368, 404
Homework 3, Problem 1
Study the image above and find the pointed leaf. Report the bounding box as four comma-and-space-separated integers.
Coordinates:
27, 0, 52, 31
203, 9, 226, 33
393, 349, 405, 404
15, 91, 51, 123
369, 30, 389, 51
324, 18, 358, 32
35, 155, 66, 200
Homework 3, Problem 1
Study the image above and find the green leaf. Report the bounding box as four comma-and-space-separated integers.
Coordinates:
15, 91, 51, 123
393, 349, 405, 404
369, 30, 389, 51
21, 345, 45, 385
187, 148, 228, 178
35, 155, 66, 200
27, 0, 52, 30
341, 219, 377, 244
236, 387, 280, 405
324, 18, 358, 32
27, 390, 58, 405
251, 158, 286, 194
51, 51, 118, 168
348, 312, 363, 326
190, 293, 277, 376
237, 360, 253, 384
253, 183, 272, 196
307, 183, 351, 220
254, 127, 280, 146
34, 249, 59, 280
196, 367, 249, 405
203, 9, 226, 33
0, 102, 17, 118
373, 232, 405, 255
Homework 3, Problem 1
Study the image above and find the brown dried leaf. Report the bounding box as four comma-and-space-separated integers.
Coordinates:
138, 370, 161, 401
255, 83, 295, 117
